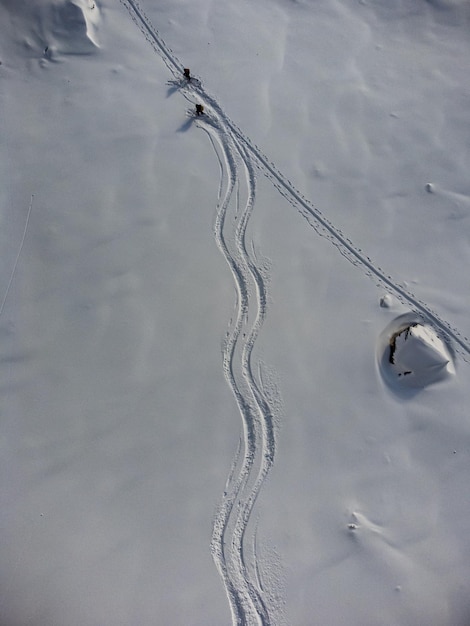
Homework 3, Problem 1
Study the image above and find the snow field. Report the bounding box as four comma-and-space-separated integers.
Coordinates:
1, 0, 470, 624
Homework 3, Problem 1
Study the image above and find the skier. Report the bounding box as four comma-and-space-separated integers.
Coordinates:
183, 68, 191, 80
195, 104, 204, 116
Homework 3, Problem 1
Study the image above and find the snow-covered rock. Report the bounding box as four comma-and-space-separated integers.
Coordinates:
379, 315, 455, 389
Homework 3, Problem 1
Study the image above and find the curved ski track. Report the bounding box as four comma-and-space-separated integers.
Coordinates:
121, 1, 470, 624
202, 120, 277, 625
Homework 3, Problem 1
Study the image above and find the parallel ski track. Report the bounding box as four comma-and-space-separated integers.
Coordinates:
121, 1, 470, 624
121, 3, 278, 623
203, 121, 275, 625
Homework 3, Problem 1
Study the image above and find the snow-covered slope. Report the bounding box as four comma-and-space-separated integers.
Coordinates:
1, 0, 470, 624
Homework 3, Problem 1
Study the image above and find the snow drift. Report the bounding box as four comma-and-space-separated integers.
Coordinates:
0, 0, 100, 61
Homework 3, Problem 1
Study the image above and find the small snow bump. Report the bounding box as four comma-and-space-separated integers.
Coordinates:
379, 294, 393, 308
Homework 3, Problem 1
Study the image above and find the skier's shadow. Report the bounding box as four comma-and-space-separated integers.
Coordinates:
177, 116, 195, 133
166, 79, 185, 97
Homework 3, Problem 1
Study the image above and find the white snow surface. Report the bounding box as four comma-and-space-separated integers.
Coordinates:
1, 0, 470, 624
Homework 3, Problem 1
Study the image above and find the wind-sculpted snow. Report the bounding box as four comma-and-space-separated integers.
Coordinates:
1, 0, 101, 59
120, 0, 470, 623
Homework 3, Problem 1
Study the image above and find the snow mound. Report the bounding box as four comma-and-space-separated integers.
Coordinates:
377, 313, 455, 390
0, 0, 100, 61
379, 294, 395, 309
63, 0, 100, 50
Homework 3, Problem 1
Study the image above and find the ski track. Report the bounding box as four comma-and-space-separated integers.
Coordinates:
202, 119, 276, 625
0, 194, 34, 318
120, 1, 470, 624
